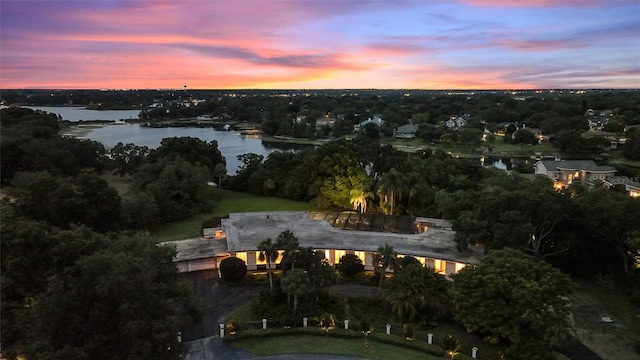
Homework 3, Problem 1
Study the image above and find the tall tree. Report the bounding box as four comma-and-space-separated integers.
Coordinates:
373, 244, 397, 293
380, 263, 449, 323
574, 188, 640, 276
280, 268, 310, 315
257, 238, 279, 291
349, 185, 374, 214
277, 230, 300, 270
377, 168, 407, 214
450, 249, 574, 360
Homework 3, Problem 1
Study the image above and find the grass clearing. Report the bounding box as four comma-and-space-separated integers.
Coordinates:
151, 188, 316, 242
231, 335, 440, 360
569, 282, 640, 360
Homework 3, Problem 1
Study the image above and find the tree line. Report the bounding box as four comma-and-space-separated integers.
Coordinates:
0, 107, 219, 359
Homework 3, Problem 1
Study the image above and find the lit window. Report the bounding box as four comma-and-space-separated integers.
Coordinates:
433, 259, 446, 274
354, 251, 365, 261
236, 252, 247, 263
335, 250, 346, 262
415, 257, 426, 265
256, 252, 266, 265
454, 263, 466, 273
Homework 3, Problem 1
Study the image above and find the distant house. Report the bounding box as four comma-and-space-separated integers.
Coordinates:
513, 125, 546, 143
315, 117, 336, 130
533, 160, 617, 189
605, 177, 640, 197
587, 116, 608, 131
444, 114, 470, 129
625, 182, 640, 197
354, 115, 384, 132
580, 130, 619, 150
394, 124, 418, 138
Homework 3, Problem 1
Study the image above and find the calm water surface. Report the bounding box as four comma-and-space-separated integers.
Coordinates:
28, 106, 290, 174
27, 106, 140, 122
75, 124, 289, 174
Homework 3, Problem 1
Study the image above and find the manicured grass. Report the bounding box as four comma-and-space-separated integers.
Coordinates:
435, 141, 556, 158
224, 302, 254, 323
151, 188, 316, 242
231, 335, 441, 360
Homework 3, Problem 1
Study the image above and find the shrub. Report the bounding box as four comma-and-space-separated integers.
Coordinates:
318, 313, 336, 332
403, 324, 415, 340
220, 257, 247, 282
442, 334, 460, 358
226, 319, 240, 334
338, 254, 364, 277
360, 319, 372, 334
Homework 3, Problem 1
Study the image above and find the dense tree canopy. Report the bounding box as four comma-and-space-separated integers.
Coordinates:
380, 263, 448, 323
450, 248, 574, 360
1, 108, 106, 185
1, 204, 202, 360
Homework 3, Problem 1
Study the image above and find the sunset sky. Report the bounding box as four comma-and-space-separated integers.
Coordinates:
1, 0, 639, 90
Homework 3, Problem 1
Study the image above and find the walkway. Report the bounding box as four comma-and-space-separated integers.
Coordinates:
180, 271, 377, 360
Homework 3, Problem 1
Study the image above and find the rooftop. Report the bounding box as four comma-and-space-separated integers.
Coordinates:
222, 211, 481, 264
166, 211, 482, 265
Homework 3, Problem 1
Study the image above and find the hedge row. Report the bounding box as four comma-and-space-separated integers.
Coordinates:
222, 326, 478, 359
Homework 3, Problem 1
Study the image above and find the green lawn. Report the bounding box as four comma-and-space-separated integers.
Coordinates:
231, 335, 441, 360
151, 188, 316, 242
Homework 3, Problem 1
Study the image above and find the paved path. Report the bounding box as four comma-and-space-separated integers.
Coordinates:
180, 272, 378, 360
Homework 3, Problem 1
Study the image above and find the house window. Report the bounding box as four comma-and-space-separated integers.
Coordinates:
335, 250, 346, 263
433, 259, 446, 274
600, 174, 605, 180
354, 251, 365, 261
256, 252, 266, 265
255, 251, 283, 265
593, 174, 598, 180
454, 263, 466, 273
235, 252, 247, 263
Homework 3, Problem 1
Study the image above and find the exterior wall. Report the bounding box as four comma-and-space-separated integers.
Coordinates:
175, 257, 220, 273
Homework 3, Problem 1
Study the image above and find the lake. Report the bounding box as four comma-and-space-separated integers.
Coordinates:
68, 123, 294, 174
27, 106, 141, 122
21, 106, 298, 174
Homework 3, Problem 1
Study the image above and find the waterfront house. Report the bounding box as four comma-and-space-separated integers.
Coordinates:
533, 159, 617, 189
165, 211, 480, 277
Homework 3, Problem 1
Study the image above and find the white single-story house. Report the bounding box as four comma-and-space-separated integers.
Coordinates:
165, 211, 481, 276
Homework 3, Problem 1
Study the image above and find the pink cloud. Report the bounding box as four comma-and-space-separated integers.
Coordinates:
457, 0, 612, 8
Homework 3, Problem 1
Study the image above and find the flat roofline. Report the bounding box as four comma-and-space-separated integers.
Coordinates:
222, 211, 481, 265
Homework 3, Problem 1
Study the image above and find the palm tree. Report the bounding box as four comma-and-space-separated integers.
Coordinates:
379, 264, 449, 323
257, 238, 279, 291
372, 244, 397, 293
377, 168, 407, 215
276, 230, 299, 270
280, 268, 310, 315
349, 187, 373, 214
